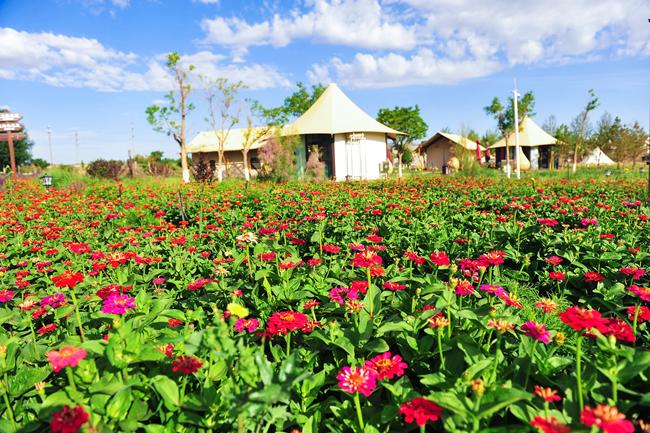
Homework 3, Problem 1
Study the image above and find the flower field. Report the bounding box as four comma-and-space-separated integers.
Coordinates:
0, 177, 649, 433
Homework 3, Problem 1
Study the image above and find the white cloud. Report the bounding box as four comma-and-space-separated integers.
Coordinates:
0, 28, 290, 91
300, 0, 650, 87
201, 0, 419, 52
193, 0, 220, 3
311, 48, 501, 88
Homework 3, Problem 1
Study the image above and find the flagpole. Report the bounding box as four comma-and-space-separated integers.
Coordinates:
513, 80, 521, 179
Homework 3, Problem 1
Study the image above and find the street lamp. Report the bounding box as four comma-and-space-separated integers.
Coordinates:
40, 174, 53, 188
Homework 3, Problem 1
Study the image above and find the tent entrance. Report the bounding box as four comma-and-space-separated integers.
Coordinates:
305, 134, 334, 178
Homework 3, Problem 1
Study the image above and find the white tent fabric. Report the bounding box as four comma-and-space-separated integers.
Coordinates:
283, 83, 403, 136
581, 147, 616, 166
186, 127, 272, 153
418, 132, 486, 151
491, 117, 557, 149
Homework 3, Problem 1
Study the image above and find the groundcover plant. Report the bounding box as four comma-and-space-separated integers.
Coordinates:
0, 176, 648, 433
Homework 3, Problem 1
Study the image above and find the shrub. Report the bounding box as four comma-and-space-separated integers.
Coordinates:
86, 159, 123, 180
192, 159, 215, 182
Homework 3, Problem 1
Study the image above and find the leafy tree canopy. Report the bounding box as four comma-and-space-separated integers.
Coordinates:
376, 105, 428, 151
255, 82, 326, 126
484, 91, 535, 137
1, 130, 33, 168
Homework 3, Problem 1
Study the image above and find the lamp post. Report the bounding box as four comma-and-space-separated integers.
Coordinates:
513, 81, 521, 179
40, 174, 53, 189
47, 125, 53, 166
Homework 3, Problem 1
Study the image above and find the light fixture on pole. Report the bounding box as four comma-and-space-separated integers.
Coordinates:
513, 80, 521, 180
40, 173, 53, 188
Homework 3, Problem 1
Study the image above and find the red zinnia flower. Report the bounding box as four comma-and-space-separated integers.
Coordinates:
171, 355, 203, 374
627, 305, 650, 323
558, 306, 607, 331
479, 250, 505, 266
620, 266, 646, 280
548, 271, 566, 281
0, 289, 14, 303
584, 271, 605, 283
50, 405, 88, 433
383, 281, 406, 291
266, 311, 309, 336
530, 415, 571, 433
399, 397, 443, 426
453, 279, 475, 296
364, 352, 408, 380
429, 251, 450, 266
51, 270, 84, 289
580, 404, 633, 433
322, 244, 340, 254
596, 318, 636, 343
545, 256, 564, 266
628, 285, 650, 302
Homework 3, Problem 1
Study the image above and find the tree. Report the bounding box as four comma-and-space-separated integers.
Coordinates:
376, 105, 428, 178
484, 91, 535, 176
241, 114, 273, 181
31, 158, 49, 169
145, 52, 195, 183
202, 77, 245, 182
255, 82, 326, 126
0, 131, 33, 170
571, 89, 599, 173
626, 122, 648, 167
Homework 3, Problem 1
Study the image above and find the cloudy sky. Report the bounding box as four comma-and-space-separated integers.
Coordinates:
0, 0, 648, 164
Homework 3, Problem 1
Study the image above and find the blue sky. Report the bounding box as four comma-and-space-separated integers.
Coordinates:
0, 0, 648, 164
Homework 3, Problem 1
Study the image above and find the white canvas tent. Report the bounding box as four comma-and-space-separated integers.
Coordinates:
284, 83, 403, 181
490, 117, 557, 169
581, 147, 615, 166
417, 132, 486, 171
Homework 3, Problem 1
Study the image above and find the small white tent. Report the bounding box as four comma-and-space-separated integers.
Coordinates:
284, 83, 403, 181
581, 147, 615, 166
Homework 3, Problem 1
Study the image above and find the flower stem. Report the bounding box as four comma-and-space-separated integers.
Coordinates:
523, 340, 537, 389
68, 290, 86, 342
437, 328, 445, 370
1, 376, 16, 430
576, 334, 584, 411
285, 332, 291, 357
353, 392, 364, 432
632, 303, 640, 337
66, 367, 77, 394
420, 425, 426, 433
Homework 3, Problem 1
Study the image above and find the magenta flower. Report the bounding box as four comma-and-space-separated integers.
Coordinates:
234, 318, 260, 333
101, 294, 136, 315
0, 290, 15, 303
337, 366, 377, 397
40, 294, 67, 308
521, 321, 551, 344
329, 286, 359, 305
152, 277, 166, 285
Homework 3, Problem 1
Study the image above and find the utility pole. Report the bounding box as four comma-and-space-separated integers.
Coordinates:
47, 125, 53, 166
513, 80, 521, 179
74, 130, 79, 165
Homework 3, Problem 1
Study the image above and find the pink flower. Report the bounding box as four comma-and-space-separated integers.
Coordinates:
0, 290, 15, 303
329, 286, 358, 305
364, 352, 408, 380
336, 366, 376, 397
521, 321, 551, 344
152, 277, 166, 285
47, 346, 87, 373
620, 266, 645, 280
234, 318, 260, 333
101, 294, 136, 315
584, 271, 605, 283
429, 251, 450, 266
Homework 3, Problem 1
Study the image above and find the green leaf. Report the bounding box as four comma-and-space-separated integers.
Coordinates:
364, 338, 390, 353
477, 388, 532, 420
9, 367, 49, 397
106, 387, 133, 421
151, 375, 180, 411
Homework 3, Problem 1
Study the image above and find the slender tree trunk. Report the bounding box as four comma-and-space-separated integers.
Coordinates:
572, 142, 578, 174
243, 149, 250, 181
504, 136, 511, 178
180, 78, 190, 183
217, 149, 224, 182
398, 152, 403, 178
